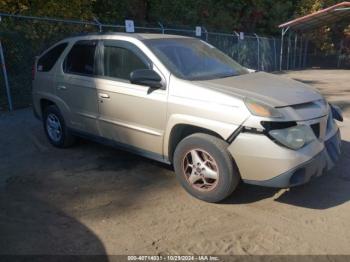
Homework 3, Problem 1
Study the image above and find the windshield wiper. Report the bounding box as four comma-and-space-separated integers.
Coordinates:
216, 73, 238, 79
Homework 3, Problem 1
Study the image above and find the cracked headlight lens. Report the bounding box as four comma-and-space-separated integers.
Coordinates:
269, 125, 316, 150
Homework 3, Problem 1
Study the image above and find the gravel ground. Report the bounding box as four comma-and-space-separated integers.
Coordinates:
0, 69, 350, 255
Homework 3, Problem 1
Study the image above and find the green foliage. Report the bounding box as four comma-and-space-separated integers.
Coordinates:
295, 0, 349, 54
0, 0, 94, 19
0, 0, 348, 36
0, 0, 301, 35
144, 0, 297, 35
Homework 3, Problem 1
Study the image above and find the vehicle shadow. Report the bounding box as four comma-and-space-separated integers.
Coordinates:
0, 137, 175, 257
0, 109, 174, 256
223, 140, 350, 210
0, 187, 108, 256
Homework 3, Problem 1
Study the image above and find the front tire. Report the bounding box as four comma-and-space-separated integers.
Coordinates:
173, 133, 240, 203
43, 105, 75, 148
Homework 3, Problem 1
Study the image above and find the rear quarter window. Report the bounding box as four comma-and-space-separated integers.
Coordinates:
63, 40, 97, 76
37, 43, 68, 72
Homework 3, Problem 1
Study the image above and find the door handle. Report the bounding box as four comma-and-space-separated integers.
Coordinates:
57, 85, 67, 91
99, 93, 110, 99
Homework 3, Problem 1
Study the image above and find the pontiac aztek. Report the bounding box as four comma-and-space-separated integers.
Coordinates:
32, 33, 342, 202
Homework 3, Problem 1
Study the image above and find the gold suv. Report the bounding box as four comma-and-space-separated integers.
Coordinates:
32, 33, 342, 202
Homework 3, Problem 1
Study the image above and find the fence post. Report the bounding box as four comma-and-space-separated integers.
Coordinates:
280, 27, 290, 71
158, 22, 165, 34
293, 34, 298, 69
298, 36, 303, 68
279, 30, 284, 71
0, 39, 13, 111
286, 33, 291, 70
273, 37, 277, 71
303, 39, 309, 68
202, 27, 208, 42
93, 17, 102, 32
254, 33, 260, 71
233, 31, 240, 62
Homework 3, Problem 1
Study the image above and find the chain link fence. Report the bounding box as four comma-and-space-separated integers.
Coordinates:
0, 13, 281, 110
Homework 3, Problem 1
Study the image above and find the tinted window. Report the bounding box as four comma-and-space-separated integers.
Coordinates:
144, 38, 248, 80
37, 43, 68, 72
64, 41, 97, 75
103, 45, 149, 80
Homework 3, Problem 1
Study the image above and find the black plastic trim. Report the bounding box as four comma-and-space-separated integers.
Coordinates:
226, 126, 243, 143
260, 121, 297, 131
69, 128, 171, 165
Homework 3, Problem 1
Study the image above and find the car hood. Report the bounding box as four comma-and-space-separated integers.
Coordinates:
193, 72, 323, 107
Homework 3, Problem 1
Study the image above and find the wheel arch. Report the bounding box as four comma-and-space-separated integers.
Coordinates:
36, 93, 70, 122
40, 98, 56, 117
164, 114, 240, 163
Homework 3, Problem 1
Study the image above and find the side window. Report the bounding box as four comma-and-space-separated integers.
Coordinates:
37, 43, 68, 72
64, 40, 97, 76
103, 45, 149, 80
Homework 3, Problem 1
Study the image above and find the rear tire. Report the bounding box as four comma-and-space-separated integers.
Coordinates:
43, 105, 75, 148
173, 133, 240, 203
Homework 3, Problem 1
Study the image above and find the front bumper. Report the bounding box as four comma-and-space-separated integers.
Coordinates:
228, 124, 341, 188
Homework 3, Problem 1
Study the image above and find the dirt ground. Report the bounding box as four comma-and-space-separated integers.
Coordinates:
0, 69, 350, 255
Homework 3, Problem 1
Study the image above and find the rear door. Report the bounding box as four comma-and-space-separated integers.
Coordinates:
55, 40, 100, 136
95, 40, 167, 158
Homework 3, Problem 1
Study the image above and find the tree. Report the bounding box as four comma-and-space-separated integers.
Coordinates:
295, 0, 349, 55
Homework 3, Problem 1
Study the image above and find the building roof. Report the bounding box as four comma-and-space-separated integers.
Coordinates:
279, 1, 350, 32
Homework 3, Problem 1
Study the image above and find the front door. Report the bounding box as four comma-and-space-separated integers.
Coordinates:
95, 40, 167, 159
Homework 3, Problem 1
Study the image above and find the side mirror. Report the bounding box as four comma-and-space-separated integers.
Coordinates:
130, 69, 164, 89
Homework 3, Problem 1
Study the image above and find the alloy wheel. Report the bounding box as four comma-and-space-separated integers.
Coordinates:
182, 149, 219, 191
46, 113, 62, 142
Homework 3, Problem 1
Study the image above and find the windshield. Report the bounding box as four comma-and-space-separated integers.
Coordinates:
143, 38, 248, 80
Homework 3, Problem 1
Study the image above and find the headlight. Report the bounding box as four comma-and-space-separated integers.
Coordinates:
245, 98, 281, 118
269, 125, 316, 150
